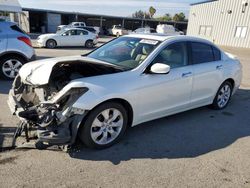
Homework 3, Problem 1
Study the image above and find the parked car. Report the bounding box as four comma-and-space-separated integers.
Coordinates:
81, 26, 98, 34
156, 24, 184, 35
0, 21, 35, 80
109, 25, 131, 37
37, 28, 98, 48
8, 34, 242, 150
57, 22, 86, 31
132, 27, 156, 34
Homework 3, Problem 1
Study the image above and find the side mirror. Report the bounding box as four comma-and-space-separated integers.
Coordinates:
150, 63, 170, 74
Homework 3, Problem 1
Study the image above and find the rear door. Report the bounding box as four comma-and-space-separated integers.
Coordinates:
76, 29, 89, 46
189, 42, 224, 106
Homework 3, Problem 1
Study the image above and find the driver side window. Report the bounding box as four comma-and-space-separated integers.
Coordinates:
152, 42, 188, 69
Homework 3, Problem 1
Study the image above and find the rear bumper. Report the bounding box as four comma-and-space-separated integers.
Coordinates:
93, 39, 98, 45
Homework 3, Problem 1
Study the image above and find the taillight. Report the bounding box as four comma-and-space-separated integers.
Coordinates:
18, 36, 32, 47
96, 35, 99, 39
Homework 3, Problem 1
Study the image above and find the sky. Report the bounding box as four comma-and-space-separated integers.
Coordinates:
18, 0, 203, 18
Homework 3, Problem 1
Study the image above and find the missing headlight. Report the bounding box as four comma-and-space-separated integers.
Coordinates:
57, 87, 88, 110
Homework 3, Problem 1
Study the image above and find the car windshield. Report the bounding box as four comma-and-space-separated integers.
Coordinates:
56, 29, 66, 34
87, 37, 160, 70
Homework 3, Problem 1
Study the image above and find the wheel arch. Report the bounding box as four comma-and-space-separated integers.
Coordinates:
46, 38, 57, 46
83, 98, 134, 127
0, 51, 28, 63
223, 78, 235, 89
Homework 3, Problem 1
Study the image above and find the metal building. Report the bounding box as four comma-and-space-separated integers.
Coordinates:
187, 0, 250, 48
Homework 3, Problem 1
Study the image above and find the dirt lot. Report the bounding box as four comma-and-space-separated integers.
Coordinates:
0, 43, 250, 188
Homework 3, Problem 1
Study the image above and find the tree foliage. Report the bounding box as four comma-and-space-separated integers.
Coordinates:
156, 13, 172, 21
132, 10, 151, 19
173, 12, 186, 22
132, 7, 186, 22
149, 6, 156, 18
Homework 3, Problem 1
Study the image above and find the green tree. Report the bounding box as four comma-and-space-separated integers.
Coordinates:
132, 10, 151, 19
173, 12, 186, 22
157, 13, 172, 21
149, 6, 156, 18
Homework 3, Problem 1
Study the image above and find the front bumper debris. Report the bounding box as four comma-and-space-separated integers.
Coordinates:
8, 76, 87, 151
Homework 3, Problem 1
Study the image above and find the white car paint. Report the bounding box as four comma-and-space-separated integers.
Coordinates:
156, 24, 184, 35
16, 34, 242, 127
109, 25, 131, 36
37, 28, 98, 48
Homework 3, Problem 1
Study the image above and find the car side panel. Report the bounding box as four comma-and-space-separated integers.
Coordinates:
0, 30, 7, 53
6, 33, 34, 60
190, 60, 225, 106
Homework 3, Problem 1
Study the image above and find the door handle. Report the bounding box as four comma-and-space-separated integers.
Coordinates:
182, 72, 192, 77
216, 65, 223, 70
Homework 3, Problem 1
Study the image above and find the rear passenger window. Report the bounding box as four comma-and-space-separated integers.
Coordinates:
191, 42, 214, 64
77, 30, 88, 35
213, 47, 221, 61
10, 25, 26, 34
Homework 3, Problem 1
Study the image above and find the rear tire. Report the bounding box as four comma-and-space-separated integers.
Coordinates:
211, 81, 233, 110
85, 40, 94, 48
79, 102, 128, 149
0, 56, 26, 80
46, 39, 57, 49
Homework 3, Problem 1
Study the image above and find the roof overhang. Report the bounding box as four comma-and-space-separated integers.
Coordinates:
191, 0, 218, 6
0, 0, 22, 12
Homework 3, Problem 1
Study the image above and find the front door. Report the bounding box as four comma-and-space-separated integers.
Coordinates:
137, 41, 193, 122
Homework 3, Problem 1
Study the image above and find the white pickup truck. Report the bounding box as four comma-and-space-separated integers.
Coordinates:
57, 22, 86, 31
109, 25, 131, 37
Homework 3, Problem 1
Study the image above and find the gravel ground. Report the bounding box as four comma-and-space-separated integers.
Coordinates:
0, 42, 250, 188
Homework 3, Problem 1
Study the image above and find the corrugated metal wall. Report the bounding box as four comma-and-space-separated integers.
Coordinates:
187, 0, 250, 48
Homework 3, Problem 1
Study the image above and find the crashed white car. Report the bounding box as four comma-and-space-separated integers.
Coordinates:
8, 34, 242, 149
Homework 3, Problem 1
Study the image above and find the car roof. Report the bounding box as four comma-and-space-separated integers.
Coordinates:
126, 34, 215, 45
64, 27, 88, 31
0, 21, 16, 27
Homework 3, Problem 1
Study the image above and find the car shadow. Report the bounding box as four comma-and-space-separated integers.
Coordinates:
0, 80, 12, 94
69, 88, 250, 165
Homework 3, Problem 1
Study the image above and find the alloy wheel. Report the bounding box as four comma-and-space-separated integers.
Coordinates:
90, 108, 124, 145
2, 59, 23, 79
217, 84, 231, 108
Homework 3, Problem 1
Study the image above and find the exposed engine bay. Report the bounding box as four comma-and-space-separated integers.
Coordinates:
8, 60, 122, 150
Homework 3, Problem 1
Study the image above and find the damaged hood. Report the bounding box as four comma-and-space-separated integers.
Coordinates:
19, 56, 111, 85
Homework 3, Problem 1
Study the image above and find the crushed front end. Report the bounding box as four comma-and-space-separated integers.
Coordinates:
8, 75, 87, 150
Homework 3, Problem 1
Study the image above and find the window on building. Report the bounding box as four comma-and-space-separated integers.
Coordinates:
235, 26, 248, 38
199, 25, 213, 36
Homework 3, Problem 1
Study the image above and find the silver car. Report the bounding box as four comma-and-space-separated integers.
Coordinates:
8, 35, 242, 150
0, 21, 35, 80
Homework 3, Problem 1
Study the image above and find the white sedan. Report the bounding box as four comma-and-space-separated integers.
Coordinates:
37, 28, 98, 48
8, 34, 242, 149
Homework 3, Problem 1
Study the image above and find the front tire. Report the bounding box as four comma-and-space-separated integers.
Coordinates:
79, 102, 128, 149
211, 81, 233, 110
46, 39, 57, 49
0, 56, 25, 80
